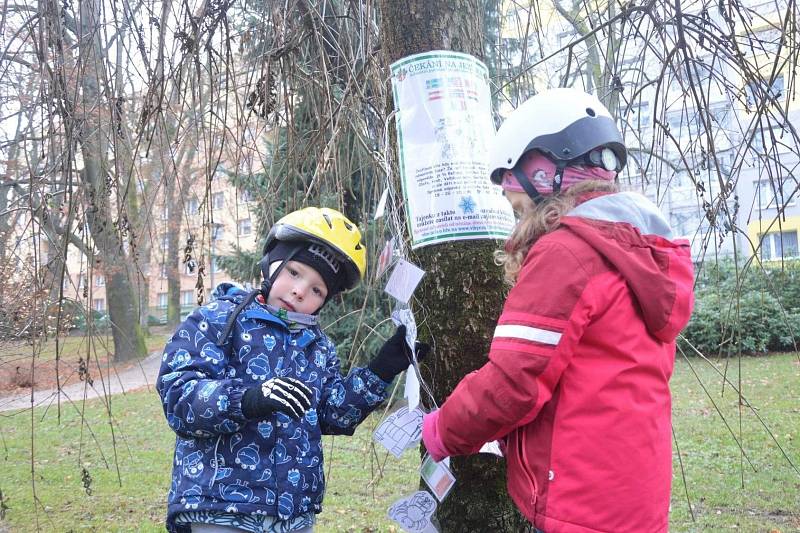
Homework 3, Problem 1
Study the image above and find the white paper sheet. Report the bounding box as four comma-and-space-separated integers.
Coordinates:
388, 491, 439, 533
385, 259, 425, 304
390, 50, 515, 249
374, 187, 389, 220
373, 406, 423, 458
391, 306, 418, 352
404, 364, 421, 411
479, 440, 504, 457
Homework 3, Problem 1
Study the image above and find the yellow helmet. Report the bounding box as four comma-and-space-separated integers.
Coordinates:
263, 207, 366, 291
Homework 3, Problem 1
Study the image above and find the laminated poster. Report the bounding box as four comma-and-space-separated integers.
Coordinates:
390, 50, 515, 249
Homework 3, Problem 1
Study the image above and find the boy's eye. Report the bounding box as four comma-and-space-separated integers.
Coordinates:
312, 287, 323, 296
288, 268, 298, 276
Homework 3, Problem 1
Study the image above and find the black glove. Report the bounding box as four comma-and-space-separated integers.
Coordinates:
242, 377, 313, 420
368, 325, 431, 382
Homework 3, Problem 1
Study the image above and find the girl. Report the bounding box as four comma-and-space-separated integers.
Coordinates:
422, 89, 695, 533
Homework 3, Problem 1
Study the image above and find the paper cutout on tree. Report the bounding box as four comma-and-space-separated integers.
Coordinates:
387, 490, 439, 533
420, 454, 456, 502
384, 259, 425, 304
373, 406, 423, 458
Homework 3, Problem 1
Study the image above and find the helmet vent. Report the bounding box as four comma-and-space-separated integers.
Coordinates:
586, 107, 596, 117
344, 222, 353, 231
355, 243, 363, 250
322, 213, 333, 228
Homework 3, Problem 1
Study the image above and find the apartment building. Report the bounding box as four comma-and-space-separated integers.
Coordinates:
497, 0, 798, 264
58, 161, 260, 324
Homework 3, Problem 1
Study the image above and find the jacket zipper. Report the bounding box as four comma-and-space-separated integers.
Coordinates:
518, 429, 538, 511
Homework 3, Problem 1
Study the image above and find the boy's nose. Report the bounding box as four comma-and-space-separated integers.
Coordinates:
292, 286, 304, 300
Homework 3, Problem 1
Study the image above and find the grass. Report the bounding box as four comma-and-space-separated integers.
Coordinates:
0, 354, 796, 532
0, 329, 170, 364
668, 352, 800, 532
0, 329, 171, 392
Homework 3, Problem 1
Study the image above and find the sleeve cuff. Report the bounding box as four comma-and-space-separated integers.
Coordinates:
422, 410, 450, 462
227, 385, 248, 422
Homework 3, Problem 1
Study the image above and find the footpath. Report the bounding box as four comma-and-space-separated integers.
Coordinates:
0, 350, 162, 413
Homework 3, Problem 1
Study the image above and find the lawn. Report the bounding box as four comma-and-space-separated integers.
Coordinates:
0, 353, 797, 532
0, 329, 171, 393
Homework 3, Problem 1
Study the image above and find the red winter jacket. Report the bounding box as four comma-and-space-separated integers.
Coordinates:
423, 192, 695, 533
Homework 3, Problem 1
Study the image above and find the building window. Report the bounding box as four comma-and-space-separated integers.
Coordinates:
751, 27, 783, 55
212, 256, 222, 273
93, 298, 106, 312
238, 218, 252, 236
161, 205, 169, 220
239, 189, 253, 203
94, 274, 105, 287
746, 74, 784, 107
666, 108, 701, 137
160, 264, 168, 278
708, 102, 732, 130
161, 234, 169, 252
212, 224, 224, 241
761, 231, 799, 260
752, 125, 792, 155
627, 101, 650, 129
181, 290, 194, 306
755, 178, 795, 209
157, 293, 168, 309
187, 198, 199, 216
78, 274, 87, 289
212, 192, 225, 210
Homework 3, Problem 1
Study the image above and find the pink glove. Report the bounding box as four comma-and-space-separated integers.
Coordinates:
421, 410, 450, 462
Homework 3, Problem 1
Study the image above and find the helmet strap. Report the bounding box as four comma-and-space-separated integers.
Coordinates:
552, 162, 567, 195
259, 243, 303, 298
511, 166, 544, 205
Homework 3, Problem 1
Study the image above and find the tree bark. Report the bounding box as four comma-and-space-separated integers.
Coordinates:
73, 0, 147, 361
378, 1, 527, 530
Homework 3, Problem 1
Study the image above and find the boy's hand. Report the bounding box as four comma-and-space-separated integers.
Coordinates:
242, 377, 313, 420
368, 325, 431, 382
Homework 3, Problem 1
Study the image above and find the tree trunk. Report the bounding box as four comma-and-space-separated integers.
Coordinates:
75, 0, 147, 362
166, 174, 184, 327
378, 1, 527, 530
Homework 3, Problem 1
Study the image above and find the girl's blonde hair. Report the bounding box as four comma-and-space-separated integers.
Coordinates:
495, 180, 619, 284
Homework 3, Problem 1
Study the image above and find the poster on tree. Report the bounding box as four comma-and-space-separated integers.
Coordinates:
390, 50, 515, 249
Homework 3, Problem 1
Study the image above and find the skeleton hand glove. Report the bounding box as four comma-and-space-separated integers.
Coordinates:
368, 325, 431, 382
242, 377, 313, 420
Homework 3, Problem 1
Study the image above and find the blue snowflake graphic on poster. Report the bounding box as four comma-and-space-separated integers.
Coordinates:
459, 196, 476, 214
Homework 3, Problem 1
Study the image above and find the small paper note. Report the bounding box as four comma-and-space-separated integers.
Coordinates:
374, 406, 423, 458
377, 237, 397, 278
374, 187, 389, 220
385, 259, 425, 304
391, 306, 418, 354
404, 364, 421, 411
479, 440, 504, 457
420, 454, 456, 502
388, 491, 439, 533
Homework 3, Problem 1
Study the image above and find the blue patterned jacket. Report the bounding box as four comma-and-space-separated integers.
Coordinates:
157, 286, 389, 531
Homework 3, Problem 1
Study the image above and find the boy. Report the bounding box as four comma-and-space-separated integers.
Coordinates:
157, 207, 425, 533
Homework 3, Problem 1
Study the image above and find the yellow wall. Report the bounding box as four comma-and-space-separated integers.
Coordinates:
747, 214, 800, 260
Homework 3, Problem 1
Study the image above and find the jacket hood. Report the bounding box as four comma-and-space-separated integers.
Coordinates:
560, 191, 695, 342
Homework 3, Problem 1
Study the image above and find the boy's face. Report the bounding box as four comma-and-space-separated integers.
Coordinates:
267, 260, 328, 315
